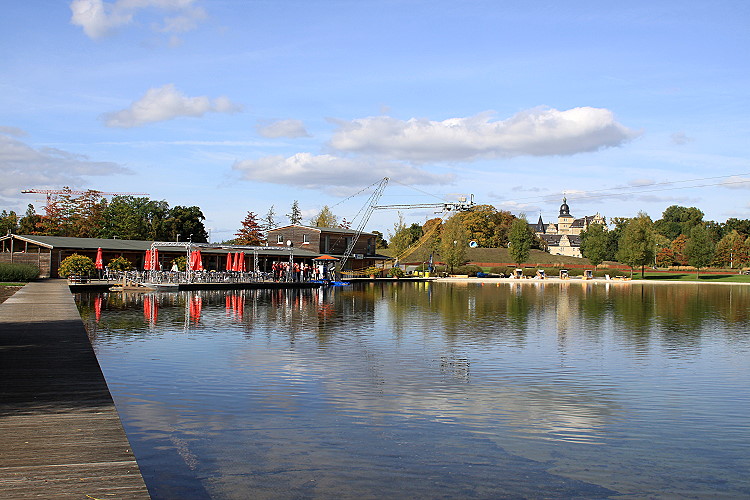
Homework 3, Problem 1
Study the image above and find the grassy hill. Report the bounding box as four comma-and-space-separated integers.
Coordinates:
379, 246, 603, 268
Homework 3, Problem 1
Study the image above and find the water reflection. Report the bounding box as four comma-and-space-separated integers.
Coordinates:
76, 283, 750, 499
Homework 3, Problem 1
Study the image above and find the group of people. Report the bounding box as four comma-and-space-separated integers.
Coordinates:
270, 261, 335, 282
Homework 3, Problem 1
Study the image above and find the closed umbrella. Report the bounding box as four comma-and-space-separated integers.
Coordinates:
225, 252, 233, 271
95, 247, 103, 270
232, 252, 240, 272
239, 252, 246, 272
144, 250, 152, 270
190, 250, 204, 271
151, 248, 160, 271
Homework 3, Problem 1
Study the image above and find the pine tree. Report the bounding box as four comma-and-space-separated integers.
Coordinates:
263, 205, 278, 235
287, 200, 302, 225
235, 211, 264, 245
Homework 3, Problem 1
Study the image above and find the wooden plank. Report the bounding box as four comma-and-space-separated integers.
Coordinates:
0, 280, 150, 499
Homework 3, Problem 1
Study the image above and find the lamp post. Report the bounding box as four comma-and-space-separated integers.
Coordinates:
287, 240, 294, 282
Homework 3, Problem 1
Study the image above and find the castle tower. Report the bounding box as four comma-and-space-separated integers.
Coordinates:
557, 197, 574, 233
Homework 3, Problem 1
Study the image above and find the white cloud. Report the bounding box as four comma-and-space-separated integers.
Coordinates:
101, 84, 242, 128
232, 153, 453, 193
670, 131, 694, 145
0, 129, 130, 200
256, 119, 310, 139
70, 0, 206, 40
329, 107, 639, 162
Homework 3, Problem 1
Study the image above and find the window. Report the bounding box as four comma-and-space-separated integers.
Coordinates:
277, 234, 283, 244
303, 234, 309, 244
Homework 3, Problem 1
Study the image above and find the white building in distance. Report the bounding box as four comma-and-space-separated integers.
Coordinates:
529, 198, 606, 258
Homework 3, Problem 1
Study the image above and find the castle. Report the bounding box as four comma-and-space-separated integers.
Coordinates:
529, 198, 605, 258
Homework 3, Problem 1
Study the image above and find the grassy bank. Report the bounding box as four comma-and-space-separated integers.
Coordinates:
632, 272, 750, 283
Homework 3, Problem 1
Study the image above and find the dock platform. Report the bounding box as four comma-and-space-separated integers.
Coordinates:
0, 280, 150, 498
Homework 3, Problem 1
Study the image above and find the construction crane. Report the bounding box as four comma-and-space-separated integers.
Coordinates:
21, 188, 149, 206
374, 194, 475, 212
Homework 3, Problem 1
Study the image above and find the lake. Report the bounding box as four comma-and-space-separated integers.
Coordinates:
76, 281, 750, 499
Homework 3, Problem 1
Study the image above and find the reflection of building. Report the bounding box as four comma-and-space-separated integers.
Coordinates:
530, 198, 605, 258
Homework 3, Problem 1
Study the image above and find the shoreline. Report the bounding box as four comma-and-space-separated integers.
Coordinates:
434, 276, 750, 286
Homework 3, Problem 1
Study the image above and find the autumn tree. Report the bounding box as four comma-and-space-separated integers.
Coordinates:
311, 205, 338, 227
459, 205, 515, 247
616, 212, 656, 277
713, 230, 749, 268
439, 213, 468, 272
235, 211, 264, 245
508, 216, 533, 266
670, 234, 689, 265
287, 200, 302, 225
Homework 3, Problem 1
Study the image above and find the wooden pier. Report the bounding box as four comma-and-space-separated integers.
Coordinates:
0, 280, 150, 498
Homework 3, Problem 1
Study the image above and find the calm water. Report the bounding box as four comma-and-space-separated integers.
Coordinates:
76, 282, 750, 499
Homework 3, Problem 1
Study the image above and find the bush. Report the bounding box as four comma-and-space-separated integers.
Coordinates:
389, 267, 405, 278
58, 254, 95, 278
0, 262, 39, 282
107, 256, 132, 271
454, 264, 483, 276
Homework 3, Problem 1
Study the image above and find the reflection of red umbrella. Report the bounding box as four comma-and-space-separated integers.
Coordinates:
94, 295, 102, 322
144, 296, 159, 324
189, 295, 202, 321
144, 250, 152, 270
225, 253, 233, 271
151, 248, 160, 271
95, 248, 103, 270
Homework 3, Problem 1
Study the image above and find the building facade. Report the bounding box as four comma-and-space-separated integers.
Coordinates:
530, 198, 606, 258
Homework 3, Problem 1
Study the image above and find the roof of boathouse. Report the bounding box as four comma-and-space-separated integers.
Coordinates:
268, 224, 375, 236
0, 234, 322, 258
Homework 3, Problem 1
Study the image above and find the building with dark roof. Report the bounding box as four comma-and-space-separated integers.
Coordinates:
529, 198, 605, 258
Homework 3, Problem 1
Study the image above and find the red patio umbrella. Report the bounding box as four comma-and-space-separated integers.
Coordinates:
95, 247, 103, 270
144, 250, 152, 270
190, 250, 204, 271
225, 252, 233, 271
238, 252, 246, 272
232, 252, 240, 272
151, 248, 160, 271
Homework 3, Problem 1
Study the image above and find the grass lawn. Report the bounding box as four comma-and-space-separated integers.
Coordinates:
633, 272, 750, 283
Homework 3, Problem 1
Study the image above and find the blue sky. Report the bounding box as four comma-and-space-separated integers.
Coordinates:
2, 0, 749, 241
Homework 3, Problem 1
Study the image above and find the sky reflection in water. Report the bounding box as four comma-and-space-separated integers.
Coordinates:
77, 282, 750, 499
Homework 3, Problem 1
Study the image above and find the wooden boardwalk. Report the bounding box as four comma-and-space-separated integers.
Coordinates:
0, 280, 150, 499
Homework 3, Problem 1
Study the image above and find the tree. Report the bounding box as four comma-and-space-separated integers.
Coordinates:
713, 230, 749, 268
653, 205, 704, 240
388, 213, 412, 259
287, 200, 302, 225
311, 205, 338, 227
18, 204, 42, 234
164, 206, 209, 242
670, 234, 689, 265
339, 218, 352, 230
407, 223, 423, 245
0, 210, 18, 234
684, 224, 715, 276
508, 216, 533, 266
616, 212, 656, 277
235, 211, 264, 245
579, 222, 609, 267
99, 196, 170, 240
372, 230, 388, 249
439, 214, 468, 272
724, 218, 750, 238
459, 205, 515, 247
